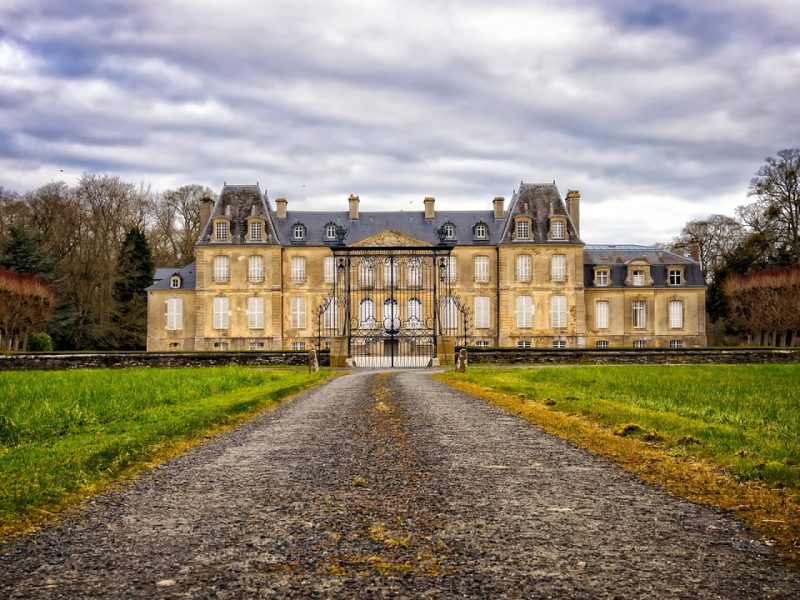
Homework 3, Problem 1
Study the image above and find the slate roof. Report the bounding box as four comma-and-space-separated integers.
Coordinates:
147, 262, 196, 291
583, 245, 704, 287
499, 183, 582, 243
198, 184, 279, 245
271, 210, 506, 246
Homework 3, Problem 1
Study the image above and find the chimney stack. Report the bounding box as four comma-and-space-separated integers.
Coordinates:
424, 196, 435, 220
348, 194, 360, 220
687, 241, 701, 263
493, 196, 505, 219
199, 196, 214, 231
275, 197, 288, 219
566, 189, 581, 236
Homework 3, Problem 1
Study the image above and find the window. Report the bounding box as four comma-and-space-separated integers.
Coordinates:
669, 269, 683, 285
406, 298, 422, 327
290, 297, 306, 329
360, 258, 375, 287
595, 300, 609, 329
323, 298, 338, 329
595, 269, 609, 287
169, 275, 181, 289
670, 339, 684, 349
213, 341, 229, 351
384, 298, 399, 328
324, 256, 336, 284
669, 300, 684, 328
551, 254, 566, 282
474, 256, 489, 283
292, 223, 306, 240
166, 298, 182, 330
440, 297, 458, 330
551, 219, 565, 240
249, 341, 264, 350
291, 256, 306, 283
213, 255, 229, 283
359, 299, 376, 326
516, 254, 532, 282
551, 295, 567, 328
215, 221, 228, 241
213, 297, 229, 329
596, 340, 609, 349
248, 255, 264, 282
249, 221, 263, 241
407, 257, 422, 287
383, 259, 398, 286
442, 256, 457, 283
633, 339, 647, 349
248, 297, 264, 329
516, 295, 532, 328
474, 223, 488, 239
632, 299, 646, 328
517, 340, 532, 348
475, 340, 490, 348
632, 269, 645, 286
552, 340, 566, 349
516, 219, 530, 240
475, 296, 490, 329
443, 223, 456, 239
291, 341, 306, 351
325, 223, 337, 239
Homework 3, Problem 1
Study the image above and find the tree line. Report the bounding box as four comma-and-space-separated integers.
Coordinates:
0, 175, 212, 350
667, 148, 800, 346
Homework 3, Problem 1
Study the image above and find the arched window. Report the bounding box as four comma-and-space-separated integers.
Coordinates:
443, 222, 456, 239
292, 223, 306, 240
473, 222, 488, 240
407, 257, 422, 287
324, 223, 337, 239
383, 258, 398, 286
383, 298, 399, 329
359, 299, 376, 327
360, 258, 375, 287
406, 298, 423, 328
169, 275, 181, 289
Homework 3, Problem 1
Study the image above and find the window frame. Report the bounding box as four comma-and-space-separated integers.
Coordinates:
596, 340, 610, 349
248, 255, 264, 283
474, 255, 489, 283
550, 295, 567, 328
515, 218, 530, 240
669, 299, 684, 329
473, 222, 488, 240
669, 339, 684, 349
516, 254, 532, 282
550, 218, 566, 240
594, 268, 610, 287
292, 223, 306, 241
213, 255, 229, 283
516, 295, 532, 329
166, 297, 182, 331
248, 296, 264, 329
213, 296, 229, 330
595, 300, 610, 329
551, 254, 567, 282
668, 268, 684, 286
290, 296, 307, 329
475, 296, 490, 329
632, 299, 647, 329
248, 220, 264, 241
325, 223, 338, 240
290, 256, 306, 283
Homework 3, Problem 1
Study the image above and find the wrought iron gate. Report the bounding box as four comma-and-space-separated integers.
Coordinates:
316, 246, 469, 367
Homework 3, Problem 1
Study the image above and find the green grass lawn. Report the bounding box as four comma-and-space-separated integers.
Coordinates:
0, 366, 329, 532
445, 365, 800, 492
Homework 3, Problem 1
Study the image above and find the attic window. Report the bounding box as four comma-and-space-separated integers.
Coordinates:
473, 222, 488, 240
169, 275, 181, 289
249, 221, 263, 241
214, 221, 229, 241
551, 219, 565, 240
516, 219, 530, 240
292, 223, 306, 241
443, 222, 456, 240
325, 223, 337, 239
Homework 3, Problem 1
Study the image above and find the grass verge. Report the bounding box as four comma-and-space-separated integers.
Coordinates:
0, 366, 331, 538
435, 364, 800, 566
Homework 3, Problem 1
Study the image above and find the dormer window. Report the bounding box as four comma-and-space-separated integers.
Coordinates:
633, 270, 645, 285
668, 267, 685, 286
473, 222, 488, 240
516, 219, 530, 240
169, 275, 182, 289
214, 220, 229, 241
249, 221, 263, 241
292, 223, 306, 241
549, 217, 567, 240
443, 222, 456, 240
325, 223, 337, 240
625, 260, 653, 287
594, 267, 610, 287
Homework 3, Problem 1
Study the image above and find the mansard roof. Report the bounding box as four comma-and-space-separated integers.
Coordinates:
583, 245, 704, 287
499, 182, 582, 243
147, 262, 196, 291
198, 184, 279, 245
270, 210, 507, 246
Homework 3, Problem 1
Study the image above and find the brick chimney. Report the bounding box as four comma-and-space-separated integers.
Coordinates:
566, 189, 580, 236
493, 196, 505, 219
275, 197, 287, 219
348, 194, 360, 220
199, 196, 214, 231
424, 196, 435, 220
687, 241, 701, 262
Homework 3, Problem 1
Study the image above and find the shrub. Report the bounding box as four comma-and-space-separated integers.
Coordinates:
27, 332, 53, 352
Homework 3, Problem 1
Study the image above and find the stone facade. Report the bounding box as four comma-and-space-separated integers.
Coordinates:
147, 182, 707, 353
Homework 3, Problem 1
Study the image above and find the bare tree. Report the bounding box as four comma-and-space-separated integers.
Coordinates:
673, 215, 746, 280
149, 184, 211, 266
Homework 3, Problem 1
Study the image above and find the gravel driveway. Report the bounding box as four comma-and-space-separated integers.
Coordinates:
1, 370, 798, 598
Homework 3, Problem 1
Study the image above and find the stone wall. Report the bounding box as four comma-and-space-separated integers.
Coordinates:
458, 348, 800, 365
0, 351, 330, 371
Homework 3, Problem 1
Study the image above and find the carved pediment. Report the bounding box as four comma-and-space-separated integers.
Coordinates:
353, 229, 431, 247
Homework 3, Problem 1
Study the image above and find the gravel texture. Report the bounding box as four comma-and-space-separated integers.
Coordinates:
1, 370, 798, 598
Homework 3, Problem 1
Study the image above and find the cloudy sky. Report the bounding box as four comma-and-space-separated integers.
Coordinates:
1, 0, 799, 243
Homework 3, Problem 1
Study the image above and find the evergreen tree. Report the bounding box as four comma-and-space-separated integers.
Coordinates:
0, 226, 55, 279
111, 228, 154, 349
